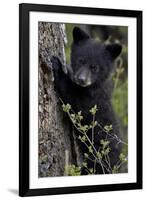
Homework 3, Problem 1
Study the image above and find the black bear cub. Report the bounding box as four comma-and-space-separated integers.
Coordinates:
51, 27, 123, 174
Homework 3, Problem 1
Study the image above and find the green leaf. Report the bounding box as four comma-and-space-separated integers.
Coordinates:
119, 153, 127, 162
104, 124, 113, 132
62, 103, 71, 112
66, 165, 81, 176
70, 114, 75, 118
89, 168, 93, 173
91, 121, 98, 128
77, 111, 82, 116
81, 135, 87, 142
79, 115, 83, 120
89, 105, 98, 115
79, 125, 88, 132
71, 119, 76, 124
82, 162, 87, 168
104, 147, 111, 155
102, 147, 111, 155
78, 135, 82, 140
112, 165, 118, 173
96, 152, 102, 160
100, 139, 110, 149
88, 146, 93, 154
76, 111, 83, 121
84, 153, 89, 158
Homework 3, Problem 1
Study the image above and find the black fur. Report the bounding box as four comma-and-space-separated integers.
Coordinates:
51, 27, 122, 174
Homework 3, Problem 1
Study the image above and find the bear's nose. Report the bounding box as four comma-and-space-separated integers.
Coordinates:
78, 75, 86, 84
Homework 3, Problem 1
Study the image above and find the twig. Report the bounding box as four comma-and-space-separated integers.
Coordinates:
92, 114, 95, 144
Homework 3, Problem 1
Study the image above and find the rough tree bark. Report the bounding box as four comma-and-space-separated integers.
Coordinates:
38, 22, 81, 177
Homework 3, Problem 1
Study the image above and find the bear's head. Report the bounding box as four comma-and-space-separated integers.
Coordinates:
71, 27, 122, 87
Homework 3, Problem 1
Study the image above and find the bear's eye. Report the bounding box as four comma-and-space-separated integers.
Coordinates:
91, 65, 98, 72
79, 58, 86, 65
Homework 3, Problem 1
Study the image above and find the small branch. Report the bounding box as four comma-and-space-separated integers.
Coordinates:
59, 99, 128, 174
104, 154, 112, 173
92, 114, 95, 144
97, 121, 128, 146
81, 140, 107, 174
99, 160, 105, 174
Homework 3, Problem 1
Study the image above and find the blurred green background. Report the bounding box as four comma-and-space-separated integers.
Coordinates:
65, 23, 128, 149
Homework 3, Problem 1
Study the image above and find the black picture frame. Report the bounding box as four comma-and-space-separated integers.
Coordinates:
19, 3, 143, 197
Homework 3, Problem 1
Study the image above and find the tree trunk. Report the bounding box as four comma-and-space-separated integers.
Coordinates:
38, 22, 80, 177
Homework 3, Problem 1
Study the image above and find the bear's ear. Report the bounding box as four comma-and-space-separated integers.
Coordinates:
73, 27, 90, 44
105, 43, 122, 60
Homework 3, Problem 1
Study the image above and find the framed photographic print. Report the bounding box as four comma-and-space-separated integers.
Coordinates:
19, 3, 142, 197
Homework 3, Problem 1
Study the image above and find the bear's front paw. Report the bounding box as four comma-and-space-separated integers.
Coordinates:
51, 56, 62, 72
